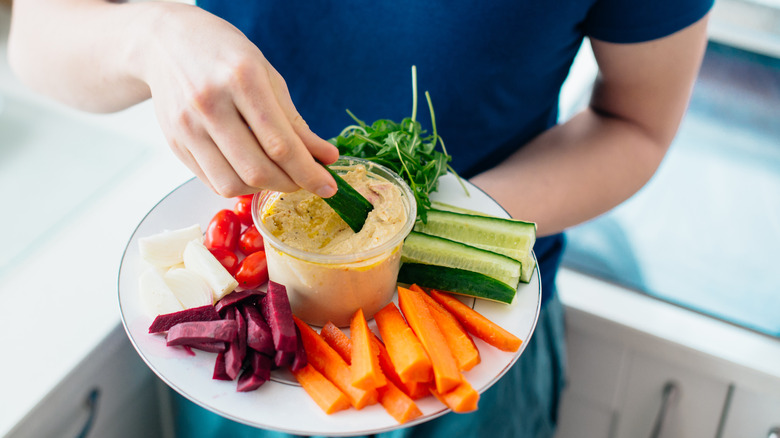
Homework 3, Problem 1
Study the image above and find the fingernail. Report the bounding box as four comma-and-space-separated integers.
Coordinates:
316, 184, 337, 198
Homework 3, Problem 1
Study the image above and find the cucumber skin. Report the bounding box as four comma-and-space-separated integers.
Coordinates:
401, 231, 521, 289
518, 255, 535, 283
422, 208, 536, 234
414, 208, 537, 282
321, 167, 374, 233
397, 263, 517, 304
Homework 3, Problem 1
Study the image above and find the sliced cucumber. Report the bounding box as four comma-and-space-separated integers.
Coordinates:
397, 263, 517, 304
414, 209, 537, 282
401, 231, 521, 289
321, 166, 374, 233
430, 201, 488, 217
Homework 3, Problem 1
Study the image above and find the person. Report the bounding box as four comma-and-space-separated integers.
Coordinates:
8, 0, 713, 437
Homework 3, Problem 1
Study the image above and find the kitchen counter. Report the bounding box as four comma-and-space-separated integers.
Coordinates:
1, 4, 779, 437
558, 269, 780, 392
0, 7, 191, 436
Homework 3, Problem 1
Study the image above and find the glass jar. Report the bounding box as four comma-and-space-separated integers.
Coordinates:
252, 157, 416, 327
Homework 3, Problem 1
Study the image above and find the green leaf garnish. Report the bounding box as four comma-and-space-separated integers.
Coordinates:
329, 66, 467, 223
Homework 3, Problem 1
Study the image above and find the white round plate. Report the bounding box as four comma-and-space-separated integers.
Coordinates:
118, 173, 541, 437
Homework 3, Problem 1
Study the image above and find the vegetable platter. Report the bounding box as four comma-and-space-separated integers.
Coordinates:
117, 174, 540, 437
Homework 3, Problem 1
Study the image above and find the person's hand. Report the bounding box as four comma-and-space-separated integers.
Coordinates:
138, 4, 339, 198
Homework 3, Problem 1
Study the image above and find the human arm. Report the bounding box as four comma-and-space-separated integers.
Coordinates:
470, 15, 709, 237
7, 0, 339, 198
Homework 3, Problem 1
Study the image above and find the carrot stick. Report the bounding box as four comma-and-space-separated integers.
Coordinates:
430, 375, 480, 413
377, 381, 423, 424
374, 302, 433, 384
350, 308, 387, 390
366, 334, 423, 423
320, 321, 352, 364
317, 321, 420, 423
430, 290, 523, 352
370, 332, 431, 400
402, 378, 433, 400
293, 316, 378, 409
410, 284, 481, 371
291, 364, 351, 415
319, 322, 405, 395
397, 286, 461, 394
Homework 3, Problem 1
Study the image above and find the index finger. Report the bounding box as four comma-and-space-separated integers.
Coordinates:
234, 72, 337, 198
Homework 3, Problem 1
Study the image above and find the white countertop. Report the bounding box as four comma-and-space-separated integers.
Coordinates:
1, 5, 778, 436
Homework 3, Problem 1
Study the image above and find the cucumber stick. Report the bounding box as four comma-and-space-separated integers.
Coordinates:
414, 209, 537, 283
401, 231, 521, 289
398, 263, 517, 304
429, 201, 488, 217
321, 166, 374, 233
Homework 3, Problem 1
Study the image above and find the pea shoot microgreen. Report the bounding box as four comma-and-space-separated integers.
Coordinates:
329, 66, 467, 223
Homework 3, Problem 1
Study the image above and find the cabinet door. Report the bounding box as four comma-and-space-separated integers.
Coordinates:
6, 325, 163, 438
555, 324, 626, 438
721, 385, 780, 438
613, 351, 730, 438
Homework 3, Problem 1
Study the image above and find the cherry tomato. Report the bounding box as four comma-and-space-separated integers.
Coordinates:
233, 196, 254, 226
235, 251, 269, 289
208, 247, 239, 276
239, 225, 264, 255
204, 209, 241, 251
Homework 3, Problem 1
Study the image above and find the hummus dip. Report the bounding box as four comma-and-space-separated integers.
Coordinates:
263, 165, 408, 255
255, 162, 415, 327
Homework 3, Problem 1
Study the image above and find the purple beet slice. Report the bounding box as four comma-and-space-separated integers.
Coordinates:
189, 342, 227, 353
149, 305, 220, 333
289, 324, 307, 372
165, 320, 238, 346
215, 288, 265, 314
224, 307, 247, 380
236, 307, 248, 359
213, 351, 231, 381
274, 349, 295, 369
237, 351, 272, 392
241, 304, 274, 355
260, 281, 297, 354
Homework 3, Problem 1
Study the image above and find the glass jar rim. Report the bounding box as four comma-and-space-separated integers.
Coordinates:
251, 156, 416, 264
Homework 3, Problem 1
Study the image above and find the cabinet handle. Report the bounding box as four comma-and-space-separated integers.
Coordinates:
75, 388, 101, 438
649, 381, 680, 438
768, 426, 780, 438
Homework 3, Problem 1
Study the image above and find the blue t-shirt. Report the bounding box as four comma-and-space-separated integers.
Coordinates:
197, 0, 712, 304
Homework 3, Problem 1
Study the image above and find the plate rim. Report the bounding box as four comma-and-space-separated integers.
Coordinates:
117, 175, 541, 436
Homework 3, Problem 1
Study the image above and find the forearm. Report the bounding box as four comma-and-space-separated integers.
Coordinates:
470, 108, 670, 236
10, 1, 340, 197
8, 0, 163, 112
472, 16, 708, 237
